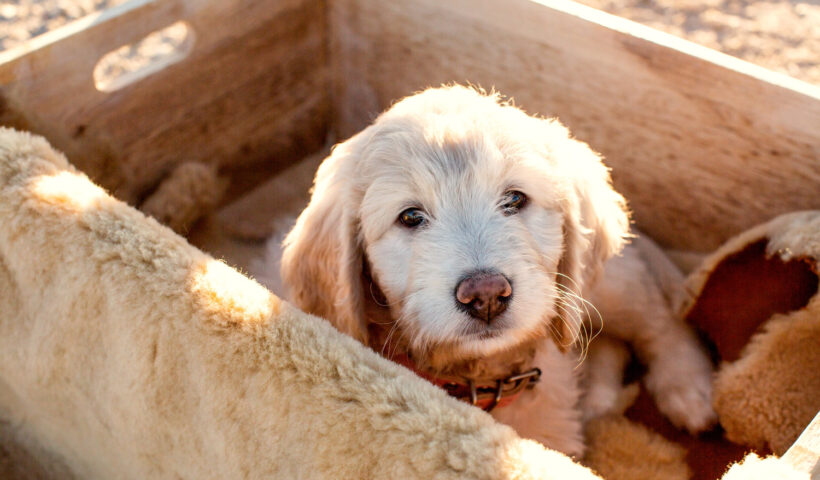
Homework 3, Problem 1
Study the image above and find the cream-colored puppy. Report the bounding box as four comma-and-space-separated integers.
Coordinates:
281, 86, 715, 457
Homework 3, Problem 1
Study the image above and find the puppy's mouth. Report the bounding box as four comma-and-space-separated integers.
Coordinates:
473, 329, 503, 340
459, 318, 511, 341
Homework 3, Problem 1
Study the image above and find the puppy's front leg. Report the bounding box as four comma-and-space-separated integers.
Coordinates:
589, 237, 717, 434
579, 336, 639, 421
634, 316, 716, 434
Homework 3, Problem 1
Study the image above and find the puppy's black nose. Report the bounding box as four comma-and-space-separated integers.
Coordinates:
455, 271, 512, 323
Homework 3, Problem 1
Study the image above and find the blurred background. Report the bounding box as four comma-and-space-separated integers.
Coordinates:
1, 0, 819, 85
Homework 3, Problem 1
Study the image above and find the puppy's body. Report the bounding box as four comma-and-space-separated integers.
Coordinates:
281, 86, 715, 457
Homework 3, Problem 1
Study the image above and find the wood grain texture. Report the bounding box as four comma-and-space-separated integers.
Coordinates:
0, 0, 330, 204
330, 0, 820, 252
215, 148, 325, 241
782, 411, 820, 476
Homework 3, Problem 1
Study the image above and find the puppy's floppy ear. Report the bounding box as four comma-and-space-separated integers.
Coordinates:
553, 135, 630, 350
281, 131, 371, 343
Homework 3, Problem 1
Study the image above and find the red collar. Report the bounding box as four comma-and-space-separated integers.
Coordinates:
393, 355, 541, 412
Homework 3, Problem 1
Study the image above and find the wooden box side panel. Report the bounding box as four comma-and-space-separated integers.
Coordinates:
330, 0, 820, 252
0, 0, 330, 204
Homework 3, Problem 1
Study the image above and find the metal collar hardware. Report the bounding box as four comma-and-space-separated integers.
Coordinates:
443, 367, 542, 412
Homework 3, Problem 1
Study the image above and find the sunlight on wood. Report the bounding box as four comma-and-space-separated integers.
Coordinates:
93, 21, 194, 92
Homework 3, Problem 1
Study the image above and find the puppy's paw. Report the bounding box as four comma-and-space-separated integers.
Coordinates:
581, 385, 619, 422
645, 357, 717, 434
582, 382, 640, 422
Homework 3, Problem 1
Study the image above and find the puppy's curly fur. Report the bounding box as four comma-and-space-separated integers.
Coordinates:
281, 85, 715, 456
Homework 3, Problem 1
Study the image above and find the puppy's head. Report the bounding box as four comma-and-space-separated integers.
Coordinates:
282, 86, 629, 362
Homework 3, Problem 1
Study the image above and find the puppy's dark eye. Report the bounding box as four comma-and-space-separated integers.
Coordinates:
398, 208, 426, 228
501, 190, 527, 215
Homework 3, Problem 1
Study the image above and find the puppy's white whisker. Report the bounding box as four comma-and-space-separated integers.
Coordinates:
552, 304, 590, 368
550, 277, 603, 365
553, 275, 604, 334
381, 321, 400, 357
368, 282, 409, 308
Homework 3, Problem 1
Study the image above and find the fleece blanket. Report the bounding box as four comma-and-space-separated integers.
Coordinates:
0, 128, 806, 479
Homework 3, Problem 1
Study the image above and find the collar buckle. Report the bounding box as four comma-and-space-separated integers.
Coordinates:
468, 367, 542, 412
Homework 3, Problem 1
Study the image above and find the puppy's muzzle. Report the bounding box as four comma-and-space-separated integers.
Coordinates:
455, 271, 512, 323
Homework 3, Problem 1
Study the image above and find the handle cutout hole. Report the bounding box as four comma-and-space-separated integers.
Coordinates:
94, 21, 194, 92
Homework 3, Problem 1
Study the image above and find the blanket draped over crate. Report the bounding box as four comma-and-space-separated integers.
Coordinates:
0, 129, 814, 479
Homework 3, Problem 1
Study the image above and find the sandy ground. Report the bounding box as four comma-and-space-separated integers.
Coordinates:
1, 0, 120, 49
579, 0, 820, 84
1, 0, 819, 84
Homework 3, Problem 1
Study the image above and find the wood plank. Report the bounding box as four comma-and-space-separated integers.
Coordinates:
330, 0, 820, 252
781, 410, 820, 476
215, 148, 325, 241
0, 0, 330, 204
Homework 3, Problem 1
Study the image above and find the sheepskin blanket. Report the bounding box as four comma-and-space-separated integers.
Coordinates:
0, 128, 597, 478
682, 211, 820, 457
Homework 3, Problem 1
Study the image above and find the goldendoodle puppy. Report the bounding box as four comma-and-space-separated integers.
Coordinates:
281, 85, 715, 456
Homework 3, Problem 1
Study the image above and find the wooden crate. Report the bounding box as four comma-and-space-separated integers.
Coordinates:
1, 0, 819, 477
2, 0, 819, 252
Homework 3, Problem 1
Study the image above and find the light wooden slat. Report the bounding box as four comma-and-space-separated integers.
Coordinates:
782, 410, 820, 477
0, 0, 330, 204
330, 0, 820, 252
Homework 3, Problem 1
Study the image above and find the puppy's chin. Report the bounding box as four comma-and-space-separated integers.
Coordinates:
414, 316, 550, 367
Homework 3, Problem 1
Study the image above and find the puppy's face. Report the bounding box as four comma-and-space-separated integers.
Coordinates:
360, 125, 566, 359
282, 86, 628, 364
